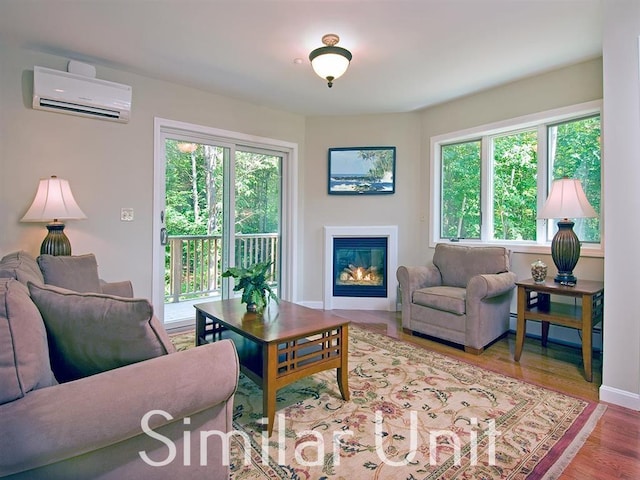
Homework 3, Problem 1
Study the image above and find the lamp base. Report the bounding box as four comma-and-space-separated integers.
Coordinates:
41, 222, 71, 256
551, 219, 580, 283
554, 272, 577, 284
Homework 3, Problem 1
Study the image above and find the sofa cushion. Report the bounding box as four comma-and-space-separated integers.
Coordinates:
413, 286, 466, 315
432, 244, 510, 288
0, 279, 56, 405
28, 283, 177, 383
0, 251, 45, 287
37, 253, 102, 293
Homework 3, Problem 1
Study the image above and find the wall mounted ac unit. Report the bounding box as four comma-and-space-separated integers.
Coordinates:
32, 66, 132, 123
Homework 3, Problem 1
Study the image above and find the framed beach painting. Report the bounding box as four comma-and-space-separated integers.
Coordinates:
328, 146, 396, 195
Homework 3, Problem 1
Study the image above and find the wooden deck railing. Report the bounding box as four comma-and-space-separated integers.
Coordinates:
165, 233, 278, 302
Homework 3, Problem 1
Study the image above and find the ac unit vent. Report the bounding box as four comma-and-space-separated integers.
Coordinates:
38, 99, 121, 120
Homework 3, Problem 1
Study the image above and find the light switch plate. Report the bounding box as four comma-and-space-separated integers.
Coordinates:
120, 208, 134, 221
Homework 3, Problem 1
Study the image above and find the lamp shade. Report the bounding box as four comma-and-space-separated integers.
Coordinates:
21, 176, 86, 222
538, 178, 596, 219
309, 34, 352, 87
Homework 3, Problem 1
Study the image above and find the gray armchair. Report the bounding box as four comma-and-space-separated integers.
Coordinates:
397, 244, 516, 354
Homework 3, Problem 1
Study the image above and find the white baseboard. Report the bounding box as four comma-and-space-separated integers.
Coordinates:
299, 301, 324, 309
299, 300, 401, 311
599, 384, 640, 411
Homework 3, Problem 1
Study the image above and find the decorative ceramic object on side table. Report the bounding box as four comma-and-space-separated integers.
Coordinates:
531, 259, 547, 284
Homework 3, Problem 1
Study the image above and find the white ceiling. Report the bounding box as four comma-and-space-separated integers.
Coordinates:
0, 0, 603, 116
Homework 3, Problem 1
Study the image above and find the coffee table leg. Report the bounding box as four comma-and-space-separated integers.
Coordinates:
337, 325, 350, 401
263, 343, 277, 436
196, 310, 205, 346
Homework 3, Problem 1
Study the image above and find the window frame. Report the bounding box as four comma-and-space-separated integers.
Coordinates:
430, 100, 603, 257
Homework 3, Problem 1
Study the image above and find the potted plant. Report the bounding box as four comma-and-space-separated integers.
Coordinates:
221, 260, 278, 313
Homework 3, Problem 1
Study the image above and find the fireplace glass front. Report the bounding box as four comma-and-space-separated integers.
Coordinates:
333, 237, 387, 298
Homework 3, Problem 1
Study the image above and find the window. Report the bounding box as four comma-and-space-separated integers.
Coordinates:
492, 129, 538, 241
547, 116, 601, 243
440, 140, 481, 239
431, 101, 602, 254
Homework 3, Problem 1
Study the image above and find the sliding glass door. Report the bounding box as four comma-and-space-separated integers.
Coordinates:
155, 127, 283, 326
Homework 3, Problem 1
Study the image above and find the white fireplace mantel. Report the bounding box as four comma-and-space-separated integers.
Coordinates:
323, 225, 398, 311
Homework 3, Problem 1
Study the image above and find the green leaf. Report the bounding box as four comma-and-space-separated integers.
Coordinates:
221, 260, 278, 310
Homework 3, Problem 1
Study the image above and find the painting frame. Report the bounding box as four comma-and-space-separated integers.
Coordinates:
327, 146, 396, 195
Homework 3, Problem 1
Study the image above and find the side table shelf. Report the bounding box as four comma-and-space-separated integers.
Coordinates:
514, 278, 604, 382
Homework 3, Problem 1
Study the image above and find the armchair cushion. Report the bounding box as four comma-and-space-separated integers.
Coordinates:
413, 286, 466, 315
433, 244, 510, 288
28, 283, 176, 383
37, 254, 102, 293
0, 279, 56, 405
0, 251, 44, 287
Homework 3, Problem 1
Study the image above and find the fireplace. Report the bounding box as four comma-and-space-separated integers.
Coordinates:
333, 237, 387, 298
324, 226, 398, 311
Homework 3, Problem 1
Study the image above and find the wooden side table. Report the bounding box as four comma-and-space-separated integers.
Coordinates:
514, 278, 604, 382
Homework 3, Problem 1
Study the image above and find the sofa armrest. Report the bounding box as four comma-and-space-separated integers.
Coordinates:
100, 279, 134, 297
0, 340, 239, 477
466, 271, 517, 301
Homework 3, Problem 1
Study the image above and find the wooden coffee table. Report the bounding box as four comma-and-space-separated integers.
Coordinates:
195, 298, 350, 435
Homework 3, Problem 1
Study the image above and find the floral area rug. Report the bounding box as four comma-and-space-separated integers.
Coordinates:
171, 326, 605, 479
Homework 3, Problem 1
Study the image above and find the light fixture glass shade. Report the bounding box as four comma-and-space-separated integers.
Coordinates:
309, 34, 352, 87
539, 178, 596, 219
21, 176, 87, 222
310, 49, 351, 81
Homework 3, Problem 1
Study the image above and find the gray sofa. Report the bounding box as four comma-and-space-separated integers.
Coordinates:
397, 243, 516, 354
0, 251, 239, 479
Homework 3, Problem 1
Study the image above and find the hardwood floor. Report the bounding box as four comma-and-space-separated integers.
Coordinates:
331, 309, 640, 480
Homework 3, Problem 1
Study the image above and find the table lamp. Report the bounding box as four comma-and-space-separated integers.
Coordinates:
539, 178, 596, 283
21, 176, 87, 256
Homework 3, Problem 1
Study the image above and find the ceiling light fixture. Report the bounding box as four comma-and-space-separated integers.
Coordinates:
309, 34, 352, 88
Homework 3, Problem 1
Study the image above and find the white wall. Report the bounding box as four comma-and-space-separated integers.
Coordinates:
419, 58, 605, 347
302, 59, 604, 347
3, 20, 637, 411
0, 47, 603, 313
419, 57, 603, 265
0, 43, 306, 300
303, 113, 422, 305
600, 0, 640, 410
